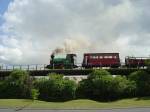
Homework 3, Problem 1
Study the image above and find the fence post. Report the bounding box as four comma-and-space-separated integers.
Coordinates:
44, 64, 45, 70
28, 65, 29, 71
20, 65, 22, 70
36, 65, 37, 70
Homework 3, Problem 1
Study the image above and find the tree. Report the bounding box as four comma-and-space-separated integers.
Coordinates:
34, 73, 77, 101
77, 69, 137, 101
5, 69, 32, 98
129, 70, 150, 96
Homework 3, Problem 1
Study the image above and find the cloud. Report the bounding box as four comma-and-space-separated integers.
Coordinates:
0, 0, 150, 65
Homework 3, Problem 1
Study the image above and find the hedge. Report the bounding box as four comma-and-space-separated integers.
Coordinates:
0, 69, 150, 102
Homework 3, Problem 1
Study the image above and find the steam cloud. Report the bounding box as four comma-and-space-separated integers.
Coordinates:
52, 47, 64, 55
52, 36, 91, 55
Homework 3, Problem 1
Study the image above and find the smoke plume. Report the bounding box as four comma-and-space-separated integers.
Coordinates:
52, 36, 91, 55
52, 47, 64, 55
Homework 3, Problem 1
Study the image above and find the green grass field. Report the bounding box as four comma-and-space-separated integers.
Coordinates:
0, 97, 150, 109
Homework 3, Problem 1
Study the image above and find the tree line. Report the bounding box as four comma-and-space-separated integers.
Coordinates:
0, 69, 150, 101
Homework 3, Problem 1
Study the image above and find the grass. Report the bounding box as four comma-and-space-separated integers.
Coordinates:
0, 97, 150, 109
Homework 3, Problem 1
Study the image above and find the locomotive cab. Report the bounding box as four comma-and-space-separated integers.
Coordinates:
66, 54, 77, 68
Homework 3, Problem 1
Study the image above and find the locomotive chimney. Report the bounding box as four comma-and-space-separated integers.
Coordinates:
51, 53, 54, 60
50, 53, 55, 67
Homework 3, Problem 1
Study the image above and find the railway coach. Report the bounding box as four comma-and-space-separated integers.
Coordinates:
125, 56, 150, 68
82, 53, 121, 68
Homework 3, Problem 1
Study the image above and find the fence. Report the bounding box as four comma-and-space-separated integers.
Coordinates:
0, 64, 47, 71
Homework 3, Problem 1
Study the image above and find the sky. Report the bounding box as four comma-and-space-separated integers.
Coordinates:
0, 0, 150, 65
0, 0, 12, 26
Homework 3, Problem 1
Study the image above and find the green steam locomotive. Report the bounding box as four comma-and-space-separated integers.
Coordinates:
46, 53, 77, 69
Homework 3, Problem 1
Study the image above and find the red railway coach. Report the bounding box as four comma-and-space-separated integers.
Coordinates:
125, 56, 150, 68
82, 53, 121, 68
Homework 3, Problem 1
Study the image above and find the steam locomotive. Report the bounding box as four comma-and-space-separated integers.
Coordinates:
46, 53, 150, 69
46, 53, 78, 69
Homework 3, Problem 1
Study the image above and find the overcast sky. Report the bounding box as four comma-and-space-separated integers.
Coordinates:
0, 0, 150, 65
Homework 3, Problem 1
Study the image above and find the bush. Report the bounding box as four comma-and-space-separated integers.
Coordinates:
113, 76, 136, 98
77, 70, 113, 100
129, 70, 150, 96
77, 69, 137, 101
0, 69, 32, 98
77, 70, 111, 99
92, 74, 114, 100
76, 79, 93, 98
34, 73, 77, 101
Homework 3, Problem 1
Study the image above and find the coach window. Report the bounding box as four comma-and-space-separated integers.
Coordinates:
109, 56, 112, 59
94, 56, 97, 59
114, 56, 117, 59
99, 56, 102, 59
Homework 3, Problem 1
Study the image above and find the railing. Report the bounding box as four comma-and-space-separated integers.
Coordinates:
0, 64, 48, 71
0, 62, 145, 71
0, 63, 125, 71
